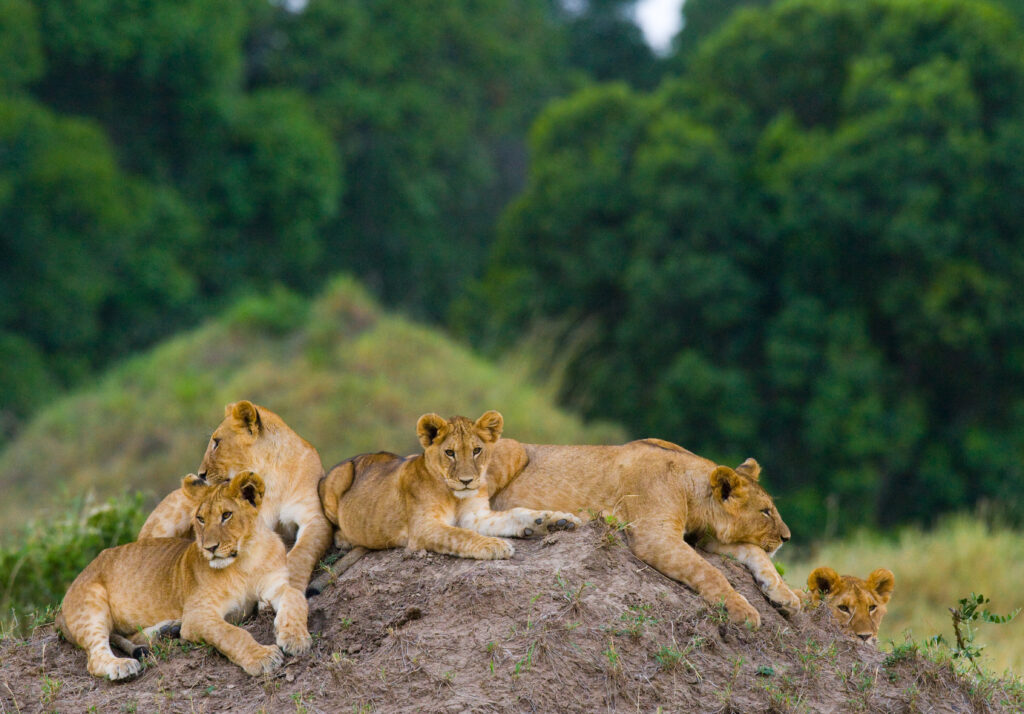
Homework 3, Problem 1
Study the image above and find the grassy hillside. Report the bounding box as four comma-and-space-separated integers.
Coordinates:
787, 515, 1024, 675
0, 277, 624, 537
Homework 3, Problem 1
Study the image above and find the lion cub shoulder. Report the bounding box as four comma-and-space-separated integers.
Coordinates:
319, 411, 581, 560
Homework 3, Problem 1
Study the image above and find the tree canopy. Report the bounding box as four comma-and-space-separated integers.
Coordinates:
473, 0, 1024, 535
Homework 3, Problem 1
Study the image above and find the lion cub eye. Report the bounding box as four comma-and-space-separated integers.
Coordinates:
472, 447, 482, 456
838, 605, 850, 613
445, 449, 455, 458
196, 515, 205, 525
212, 438, 221, 451
221, 511, 232, 523
761, 508, 772, 517
869, 605, 877, 613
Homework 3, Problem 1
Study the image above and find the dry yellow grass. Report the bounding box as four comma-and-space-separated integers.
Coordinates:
787, 515, 1024, 674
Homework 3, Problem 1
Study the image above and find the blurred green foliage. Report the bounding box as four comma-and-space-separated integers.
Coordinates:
0, 492, 147, 634
2, 0, 663, 440
470, 0, 1024, 537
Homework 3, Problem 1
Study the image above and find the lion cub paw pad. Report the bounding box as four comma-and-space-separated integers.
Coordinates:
479, 540, 514, 560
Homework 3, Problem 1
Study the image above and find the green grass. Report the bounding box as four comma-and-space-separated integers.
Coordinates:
0, 276, 624, 536
787, 515, 1024, 674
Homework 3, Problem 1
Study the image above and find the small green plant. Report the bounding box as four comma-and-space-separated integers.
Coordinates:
339, 617, 353, 629
40, 674, 61, 704
599, 514, 629, 546
708, 600, 730, 625
603, 640, 620, 670
512, 641, 537, 677
929, 593, 1020, 674
615, 603, 658, 637
291, 691, 310, 714
655, 645, 683, 670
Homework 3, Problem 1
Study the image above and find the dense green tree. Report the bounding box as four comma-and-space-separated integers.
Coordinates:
557, 0, 664, 89
473, 0, 1024, 535
673, 0, 772, 59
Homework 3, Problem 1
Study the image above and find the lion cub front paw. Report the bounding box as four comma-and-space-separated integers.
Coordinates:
474, 537, 514, 560
766, 581, 802, 615
277, 626, 312, 656
522, 512, 583, 537
243, 644, 284, 676
95, 656, 142, 681
724, 593, 761, 629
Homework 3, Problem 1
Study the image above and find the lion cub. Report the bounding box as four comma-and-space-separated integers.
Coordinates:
57, 472, 311, 680
804, 567, 895, 644
319, 411, 582, 559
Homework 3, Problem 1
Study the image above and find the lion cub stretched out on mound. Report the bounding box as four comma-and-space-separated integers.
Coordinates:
140, 401, 332, 593
319, 411, 582, 559
485, 438, 798, 628
57, 472, 311, 680
804, 567, 895, 644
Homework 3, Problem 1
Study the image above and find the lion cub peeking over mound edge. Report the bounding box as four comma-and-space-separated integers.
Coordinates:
804, 567, 895, 644
486, 438, 798, 628
57, 472, 311, 680
319, 411, 582, 560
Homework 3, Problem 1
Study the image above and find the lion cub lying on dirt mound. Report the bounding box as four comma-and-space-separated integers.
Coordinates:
485, 438, 798, 627
319, 411, 582, 559
140, 401, 332, 593
57, 472, 311, 680
804, 567, 895, 643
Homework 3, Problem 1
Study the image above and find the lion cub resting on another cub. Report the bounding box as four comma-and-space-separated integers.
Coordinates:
319, 411, 582, 559
57, 472, 311, 680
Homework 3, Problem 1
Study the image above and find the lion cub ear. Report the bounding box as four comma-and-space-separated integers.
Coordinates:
474, 410, 504, 443
734, 458, 761, 481
227, 400, 262, 436
709, 466, 743, 502
808, 567, 842, 598
416, 413, 448, 449
867, 568, 895, 603
227, 470, 265, 508
182, 473, 209, 502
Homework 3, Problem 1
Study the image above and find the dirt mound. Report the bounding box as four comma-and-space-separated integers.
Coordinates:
0, 524, 998, 712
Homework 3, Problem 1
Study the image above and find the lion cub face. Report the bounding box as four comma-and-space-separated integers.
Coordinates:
197, 401, 268, 484
416, 411, 504, 498
182, 471, 265, 569
709, 458, 791, 553
808, 567, 895, 643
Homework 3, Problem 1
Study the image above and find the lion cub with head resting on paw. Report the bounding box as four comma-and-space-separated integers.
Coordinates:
319, 411, 582, 559
57, 471, 311, 680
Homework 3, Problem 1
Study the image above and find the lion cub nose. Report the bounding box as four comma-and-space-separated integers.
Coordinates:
781, 534, 790, 542
459, 478, 474, 486
857, 633, 872, 641
205, 544, 219, 554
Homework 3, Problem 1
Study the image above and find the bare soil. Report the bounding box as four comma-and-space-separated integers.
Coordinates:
0, 523, 1007, 713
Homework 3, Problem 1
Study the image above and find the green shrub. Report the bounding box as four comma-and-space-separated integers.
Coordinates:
0, 492, 148, 636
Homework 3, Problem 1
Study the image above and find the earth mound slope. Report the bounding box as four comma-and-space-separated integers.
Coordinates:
0, 523, 997, 712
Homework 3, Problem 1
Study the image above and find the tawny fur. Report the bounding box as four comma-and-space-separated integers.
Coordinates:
57, 472, 311, 680
484, 438, 798, 628
139, 401, 332, 591
802, 567, 895, 644
319, 411, 582, 560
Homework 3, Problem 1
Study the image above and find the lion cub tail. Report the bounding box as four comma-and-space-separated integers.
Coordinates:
319, 461, 355, 527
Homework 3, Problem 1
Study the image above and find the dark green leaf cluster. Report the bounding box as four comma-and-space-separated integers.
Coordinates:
471, 0, 1024, 536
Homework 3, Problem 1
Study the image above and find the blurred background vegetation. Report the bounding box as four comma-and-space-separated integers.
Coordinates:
1, 0, 1022, 669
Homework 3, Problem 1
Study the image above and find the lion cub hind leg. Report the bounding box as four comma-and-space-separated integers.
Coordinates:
63, 583, 142, 680
702, 540, 801, 614
458, 500, 582, 538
